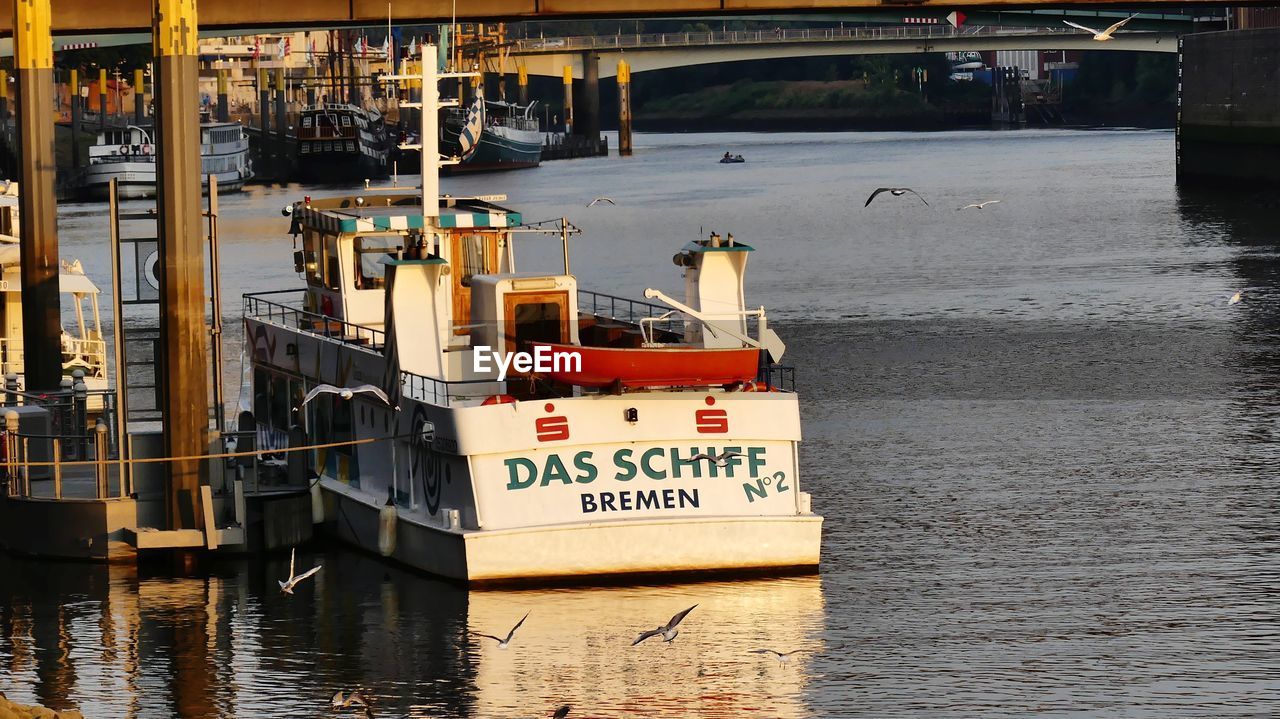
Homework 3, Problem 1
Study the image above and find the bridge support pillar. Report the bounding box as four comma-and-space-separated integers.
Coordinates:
518, 63, 528, 106
70, 68, 82, 170
579, 51, 600, 143
562, 64, 573, 135
0, 70, 8, 121
153, 0, 210, 532
98, 68, 108, 129
216, 69, 229, 122
134, 68, 146, 124
617, 59, 632, 157
14, 0, 61, 392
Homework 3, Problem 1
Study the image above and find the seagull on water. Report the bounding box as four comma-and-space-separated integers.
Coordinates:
279, 548, 322, 594
301, 383, 393, 408
551, 706, 572, 719
632, 604, 698, 645
688, 450, 743, 467
1063, 14, 1138, 41
865, 188, 928, 207
1229, 291, 1243, 305
750, 648, 803, 664
959, 200, 1001, 210
473, 612, 530, 649
587, 196, 616, 207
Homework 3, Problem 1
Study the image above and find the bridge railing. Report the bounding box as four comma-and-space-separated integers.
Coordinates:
513, 25, 1089, 53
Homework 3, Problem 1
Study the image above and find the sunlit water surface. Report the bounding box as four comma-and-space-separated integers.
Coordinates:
3, 129, 1279, 717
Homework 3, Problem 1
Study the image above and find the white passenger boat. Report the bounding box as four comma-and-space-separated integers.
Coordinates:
240, 46, 821, 584
77, 121, 253, 200
0, 183, 109, 398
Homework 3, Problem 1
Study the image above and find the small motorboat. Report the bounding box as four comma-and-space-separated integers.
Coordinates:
719, 154, 746, 164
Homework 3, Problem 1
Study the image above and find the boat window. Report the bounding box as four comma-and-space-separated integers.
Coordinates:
353, 234, 402, 290
270, 373, 291, 428
341, 116, 352, 127
324, 234, 342, 290
253, 367, 270, 421
302, 229, 323, 286
302, 116, 312, 128
458, 233, 488, 287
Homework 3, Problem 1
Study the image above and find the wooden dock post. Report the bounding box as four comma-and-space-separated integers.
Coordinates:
153, 0, 210, 533
617, 59, 632, 157
13, 0, 62, 392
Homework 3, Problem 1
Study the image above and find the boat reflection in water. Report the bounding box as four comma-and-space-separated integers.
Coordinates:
0, 551, 823, 718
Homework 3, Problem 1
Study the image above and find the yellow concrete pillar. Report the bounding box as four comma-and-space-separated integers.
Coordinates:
517, 63, 528, 105
134, 68, 146, 122
152, 0, 210, 536
617, 59, 632, 157
13, 0, 61, 391
562, 64, 574, 135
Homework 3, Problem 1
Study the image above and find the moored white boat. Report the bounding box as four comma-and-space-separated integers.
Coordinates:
240, 46, 821, 584
77, 122, 252, 200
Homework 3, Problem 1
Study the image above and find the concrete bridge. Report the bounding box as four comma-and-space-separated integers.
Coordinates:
0, 2, 1232, 34
510, 25, 1178, 79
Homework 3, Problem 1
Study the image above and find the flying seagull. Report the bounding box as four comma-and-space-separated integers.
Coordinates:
750, 648, 803, 664
1063, 14, 1138, 41
473, 612, 530, 649
301, 383, 393, 408
688, 451, 743, 467
959, 200, 1001, 210
865, 188, 928, 207
279, 548, 322, 594
587, 196, 616, 207
551, 706, 572, 719
1229, 291, 1243, 305
632, 604, 698, 645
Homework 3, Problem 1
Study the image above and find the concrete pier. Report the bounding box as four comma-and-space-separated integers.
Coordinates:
1179, 28, 1280, 185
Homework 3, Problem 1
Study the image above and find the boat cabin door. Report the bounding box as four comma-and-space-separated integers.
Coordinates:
503, 290, 571, 357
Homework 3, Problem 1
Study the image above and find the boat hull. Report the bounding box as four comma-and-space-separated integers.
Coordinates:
322, 479, 821, 584
441, 122, 543, 174
296, 151, 389, 182
78, 164, 247, 200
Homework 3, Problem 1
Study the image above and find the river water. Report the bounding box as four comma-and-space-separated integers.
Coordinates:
3, 129, 1278, 717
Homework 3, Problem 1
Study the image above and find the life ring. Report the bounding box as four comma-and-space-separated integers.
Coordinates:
118, 145, 130, 155
481, 394, 517, 406
736, 381, 779, 392
141, 144, 153, 155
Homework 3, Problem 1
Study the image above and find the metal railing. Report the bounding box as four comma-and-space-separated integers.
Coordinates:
512, 25, 1093, 53
401, 372, 504, 407
578, 289, 685, 339
244, 289, 385, 349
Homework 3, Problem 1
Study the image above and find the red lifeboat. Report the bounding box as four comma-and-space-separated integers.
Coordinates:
530, 342, 760, 389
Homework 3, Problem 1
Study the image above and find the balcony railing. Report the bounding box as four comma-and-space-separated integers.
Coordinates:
244, 289, 385, 349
